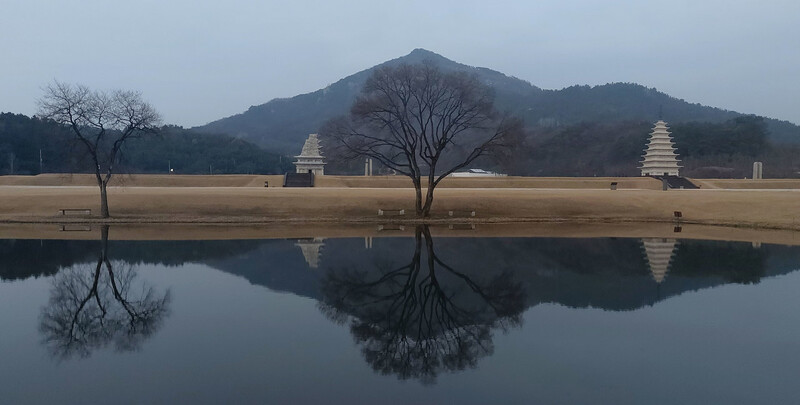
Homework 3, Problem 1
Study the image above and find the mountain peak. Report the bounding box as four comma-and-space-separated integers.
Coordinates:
407, 48, 443, 58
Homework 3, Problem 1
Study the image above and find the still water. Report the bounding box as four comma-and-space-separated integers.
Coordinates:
1, 226, 799, 404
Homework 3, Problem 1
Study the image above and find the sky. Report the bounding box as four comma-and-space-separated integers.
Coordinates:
2, 0, 799, 127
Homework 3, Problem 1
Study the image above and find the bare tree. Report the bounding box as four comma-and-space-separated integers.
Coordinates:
322, 63, 523, 216
38, 81, 161, 218
39, 226, 171, 360
319, 225, 524, 383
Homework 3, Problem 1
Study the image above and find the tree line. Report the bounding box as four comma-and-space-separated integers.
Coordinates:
0, 112, 293, 176
507, 116, 800, 178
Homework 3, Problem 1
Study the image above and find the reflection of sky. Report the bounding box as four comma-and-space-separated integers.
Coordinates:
1, 259, 799, 404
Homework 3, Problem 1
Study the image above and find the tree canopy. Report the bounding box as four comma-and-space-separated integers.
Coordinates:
323, 63, 523, 216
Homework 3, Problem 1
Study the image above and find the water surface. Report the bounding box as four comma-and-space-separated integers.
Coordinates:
1, 226, 799, 404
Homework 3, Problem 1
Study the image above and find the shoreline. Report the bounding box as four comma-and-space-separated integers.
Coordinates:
2, 221, 799, 246
2, 175, 799, 236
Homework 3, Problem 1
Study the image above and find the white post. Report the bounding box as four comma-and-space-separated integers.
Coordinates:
753, 162, 763, 180
369, 158, 373, 176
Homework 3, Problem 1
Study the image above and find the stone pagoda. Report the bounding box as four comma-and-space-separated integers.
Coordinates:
295, 237, 325, 269
641, 238, 679, 283
640, 120, 681, 176
294, 134, 325, 175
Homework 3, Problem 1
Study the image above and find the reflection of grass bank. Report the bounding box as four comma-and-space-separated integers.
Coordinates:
1, 184, 799, 231
1, 222, 798, 246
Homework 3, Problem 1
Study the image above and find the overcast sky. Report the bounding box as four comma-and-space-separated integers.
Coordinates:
2, 0, 798, 127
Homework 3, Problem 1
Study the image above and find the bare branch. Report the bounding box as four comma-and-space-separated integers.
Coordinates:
320, 63, 524, 216
37, 81, 161, 217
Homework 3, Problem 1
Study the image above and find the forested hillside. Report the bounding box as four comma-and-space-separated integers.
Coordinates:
508, 116, 799, 178
0, 113, 292, 175
196, 49, 800, 154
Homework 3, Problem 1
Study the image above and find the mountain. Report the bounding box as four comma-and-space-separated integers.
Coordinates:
194, 48, 800, 154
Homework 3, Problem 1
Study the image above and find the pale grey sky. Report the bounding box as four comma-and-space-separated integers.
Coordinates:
2, 0, 798, 127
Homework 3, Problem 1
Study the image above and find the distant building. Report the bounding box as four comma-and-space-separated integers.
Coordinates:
640, 120, 681, 176
449, 168, 507, 177
294, 134, 325, 175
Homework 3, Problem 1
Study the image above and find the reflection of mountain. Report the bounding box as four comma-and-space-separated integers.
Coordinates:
208, 237, 800, 311
0, 239, 265, 280
3, 235, 799, 313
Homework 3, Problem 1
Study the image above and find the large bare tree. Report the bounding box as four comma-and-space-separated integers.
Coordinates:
322, 63, 523, 217
38, 81, 161, 218
319, 225, 524, 383
39, 226, 171, 360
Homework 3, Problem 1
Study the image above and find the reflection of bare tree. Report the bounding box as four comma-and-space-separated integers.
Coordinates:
39, 226, 171, 360
320, 226, 525, 384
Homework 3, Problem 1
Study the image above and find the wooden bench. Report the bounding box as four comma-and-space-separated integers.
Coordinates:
59, 208, 92, 216
378, 209, 405, 216
448, 210, 476, 217
448, 223, 476, 231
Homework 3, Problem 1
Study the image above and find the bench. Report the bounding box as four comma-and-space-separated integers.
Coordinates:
59, 224, 92, 232
448, 210, 476, 217
59, 208, 92, 216
448, 223, 476, 230
378, 209, 405, 216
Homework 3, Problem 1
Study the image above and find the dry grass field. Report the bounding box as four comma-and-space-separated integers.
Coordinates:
1, 174, 799, 236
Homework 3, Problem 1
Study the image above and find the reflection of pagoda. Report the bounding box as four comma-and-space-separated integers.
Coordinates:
294, 134, 325, 175
640, 120, 681, 176
641, 238, 679, 283
295, 238, 325, 268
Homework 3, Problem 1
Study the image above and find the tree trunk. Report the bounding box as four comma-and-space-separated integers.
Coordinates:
412, 178, 423, 216
99, 182, 110, 218
421, 174, 436, 217
422, 186, 435, 217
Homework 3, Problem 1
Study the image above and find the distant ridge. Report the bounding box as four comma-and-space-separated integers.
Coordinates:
195, 49, 800, 153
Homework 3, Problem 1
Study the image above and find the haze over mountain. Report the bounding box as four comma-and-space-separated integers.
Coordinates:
195, 49, 800, 154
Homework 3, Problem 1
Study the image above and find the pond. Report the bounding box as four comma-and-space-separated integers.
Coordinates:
1, 225, 799, 404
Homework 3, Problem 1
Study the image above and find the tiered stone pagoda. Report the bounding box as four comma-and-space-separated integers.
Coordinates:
640, 120, 681, 176
295, 237, 325, 269
641, 238, 679, 283
294, 134, 325, 175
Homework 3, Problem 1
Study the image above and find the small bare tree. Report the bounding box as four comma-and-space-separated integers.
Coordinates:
323, 63, 523, 216
38, 81, 161, 218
